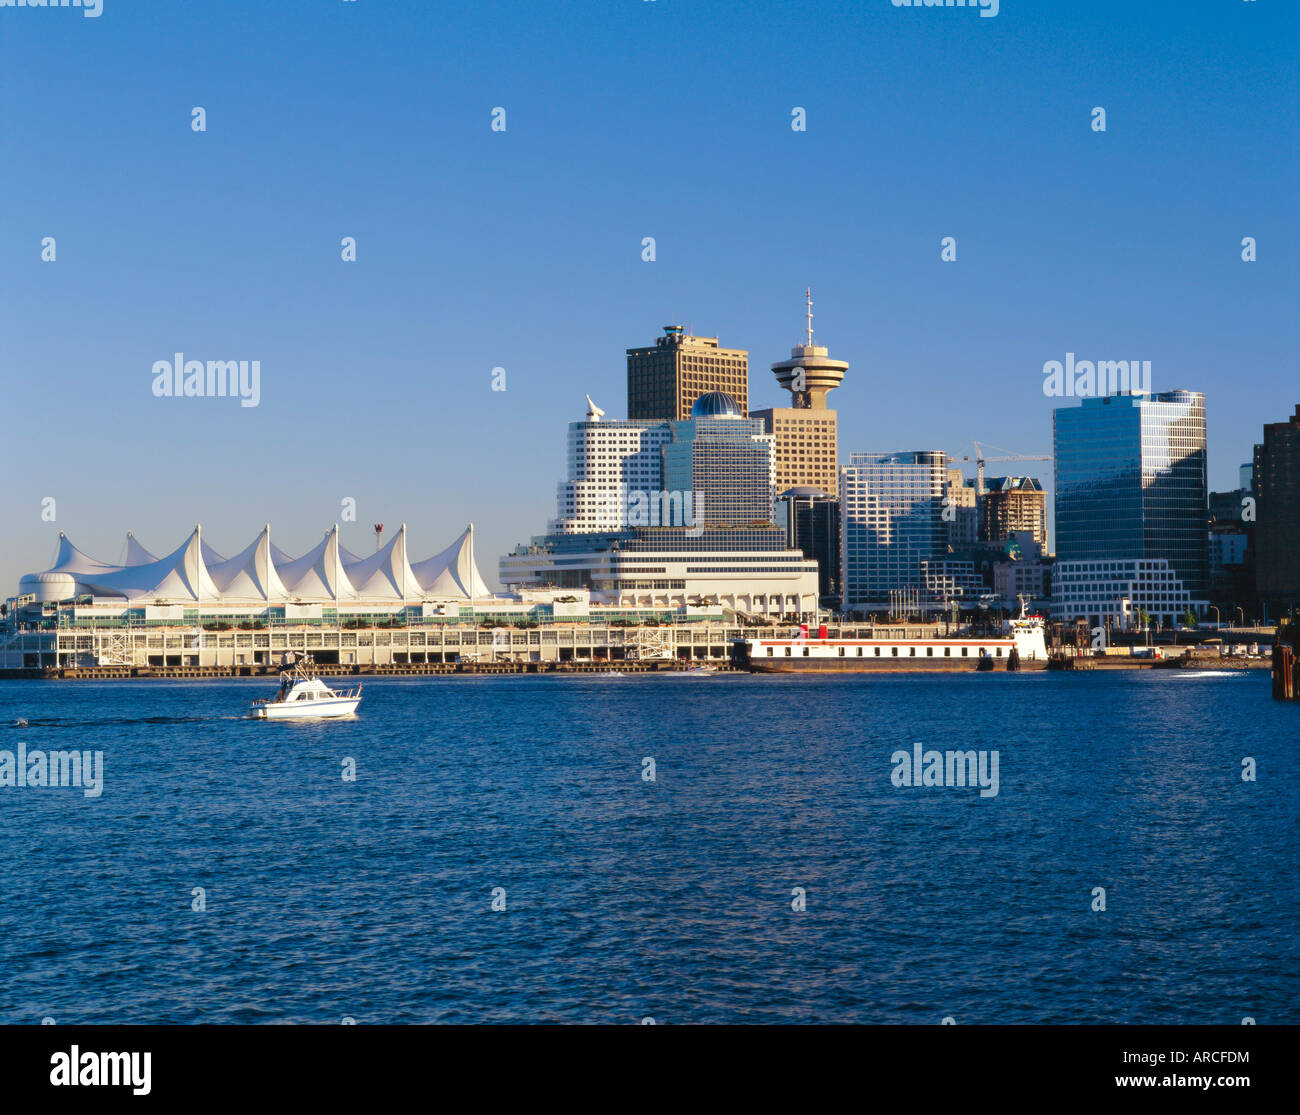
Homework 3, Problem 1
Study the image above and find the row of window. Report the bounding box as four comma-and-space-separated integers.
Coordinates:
766, 644, 1002, 658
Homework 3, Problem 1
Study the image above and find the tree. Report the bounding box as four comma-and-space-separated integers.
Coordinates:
1181, 609, 1197, 629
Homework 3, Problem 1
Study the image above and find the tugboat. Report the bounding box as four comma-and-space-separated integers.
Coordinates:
249, 655, 362, 720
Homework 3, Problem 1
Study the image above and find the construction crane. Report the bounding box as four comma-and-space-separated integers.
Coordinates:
954, 441, 1051, 496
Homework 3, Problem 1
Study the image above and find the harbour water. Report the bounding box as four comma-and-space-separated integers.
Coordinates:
0, 671, 1295, 1024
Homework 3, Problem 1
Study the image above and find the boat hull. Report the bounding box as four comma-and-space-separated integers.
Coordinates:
743, 658, 1045, 673
251, 697, 360, 720
737, 619, 1050, 674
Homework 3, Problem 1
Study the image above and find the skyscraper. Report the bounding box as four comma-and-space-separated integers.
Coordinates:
550, 401, 672, 535
750, 290, 848, 495
500, 392, 817, 615
944, 464, 979, 549
663, 392, 775, 527
777, 486, 841, 600
1254, 404, 1300, 615
839, 450, 947, 614
981, 476, 1047, 545
626, 326, 749, 421
1052, 390, 1208, 627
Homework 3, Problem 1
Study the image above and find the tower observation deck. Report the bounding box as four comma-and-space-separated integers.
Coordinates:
769, 289, 850, 409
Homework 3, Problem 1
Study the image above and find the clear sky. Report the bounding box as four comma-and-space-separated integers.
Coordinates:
2, 0, 1296, 591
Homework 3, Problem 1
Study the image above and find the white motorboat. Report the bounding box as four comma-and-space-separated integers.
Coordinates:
250, 657, 362, 720
684, 664, 718, 676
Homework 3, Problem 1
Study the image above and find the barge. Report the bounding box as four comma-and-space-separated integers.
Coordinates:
735, 616, 1049, 673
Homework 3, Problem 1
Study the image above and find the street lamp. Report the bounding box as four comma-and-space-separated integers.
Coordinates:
1209, 605, 1219, 629
1235, 606, 1245, 628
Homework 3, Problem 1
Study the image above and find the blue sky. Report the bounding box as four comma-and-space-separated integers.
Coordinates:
2, 0, 1296, 589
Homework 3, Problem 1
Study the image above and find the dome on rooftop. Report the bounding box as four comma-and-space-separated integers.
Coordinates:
691, 391, 743, 418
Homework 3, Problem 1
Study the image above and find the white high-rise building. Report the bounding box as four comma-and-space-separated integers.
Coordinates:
505, 396, 820, 616
550, 410, 672, 534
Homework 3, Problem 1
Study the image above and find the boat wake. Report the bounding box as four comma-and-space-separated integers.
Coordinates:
7, 715, 249, 729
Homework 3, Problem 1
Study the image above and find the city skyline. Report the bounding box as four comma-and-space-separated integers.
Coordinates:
2, 0, 1296, 594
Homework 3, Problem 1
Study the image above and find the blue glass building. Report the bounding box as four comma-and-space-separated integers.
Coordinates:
662, 392, 775, 528
839, 450, 948, 612
1053, 391, 1208, 626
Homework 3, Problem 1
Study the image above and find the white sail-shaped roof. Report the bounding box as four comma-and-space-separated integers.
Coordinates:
207, 526, 289, 602
343, 524, 419, 601
23, 523, 494, 605
47, 533, 124, 578
273, 526, 353, 602
123, 533, 157, 566
411, 525, 491, 599
70, 527, 222, 602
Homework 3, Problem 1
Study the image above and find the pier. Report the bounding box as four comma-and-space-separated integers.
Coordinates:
0, 619, 1273, 680
1272, 617, 1300, 701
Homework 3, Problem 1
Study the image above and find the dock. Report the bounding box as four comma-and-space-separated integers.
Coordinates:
1272, 617, 1300, 700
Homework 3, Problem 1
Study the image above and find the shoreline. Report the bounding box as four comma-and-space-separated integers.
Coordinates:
0, 657, 1269, 681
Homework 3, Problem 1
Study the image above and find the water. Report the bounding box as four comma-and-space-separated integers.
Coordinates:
0, 670, 1295, 1024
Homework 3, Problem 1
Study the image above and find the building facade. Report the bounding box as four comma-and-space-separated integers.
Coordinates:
920, 559, 990, 603
500, 528, 820, 617
502, 393, 817, 617
980, 475, 1047, 545
1052, 390, 1208, 626
626, 325, 749, 421
749, 408, 839, 495
663, 394, 776, 527
1254, 403, 1300, 614
777, 486, 840, 600
551, 415, 672, 534
944, 465, 979, 549
993, 557, 1052, 611
839, 450, 947, 614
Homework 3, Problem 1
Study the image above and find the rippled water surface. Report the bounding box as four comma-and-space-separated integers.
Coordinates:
0, 670, 1295, 1024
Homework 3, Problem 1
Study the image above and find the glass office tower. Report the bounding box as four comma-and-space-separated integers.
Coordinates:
1053, 391, 1208, 624
662, 392, 775, 527
838, 450, 948, 612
